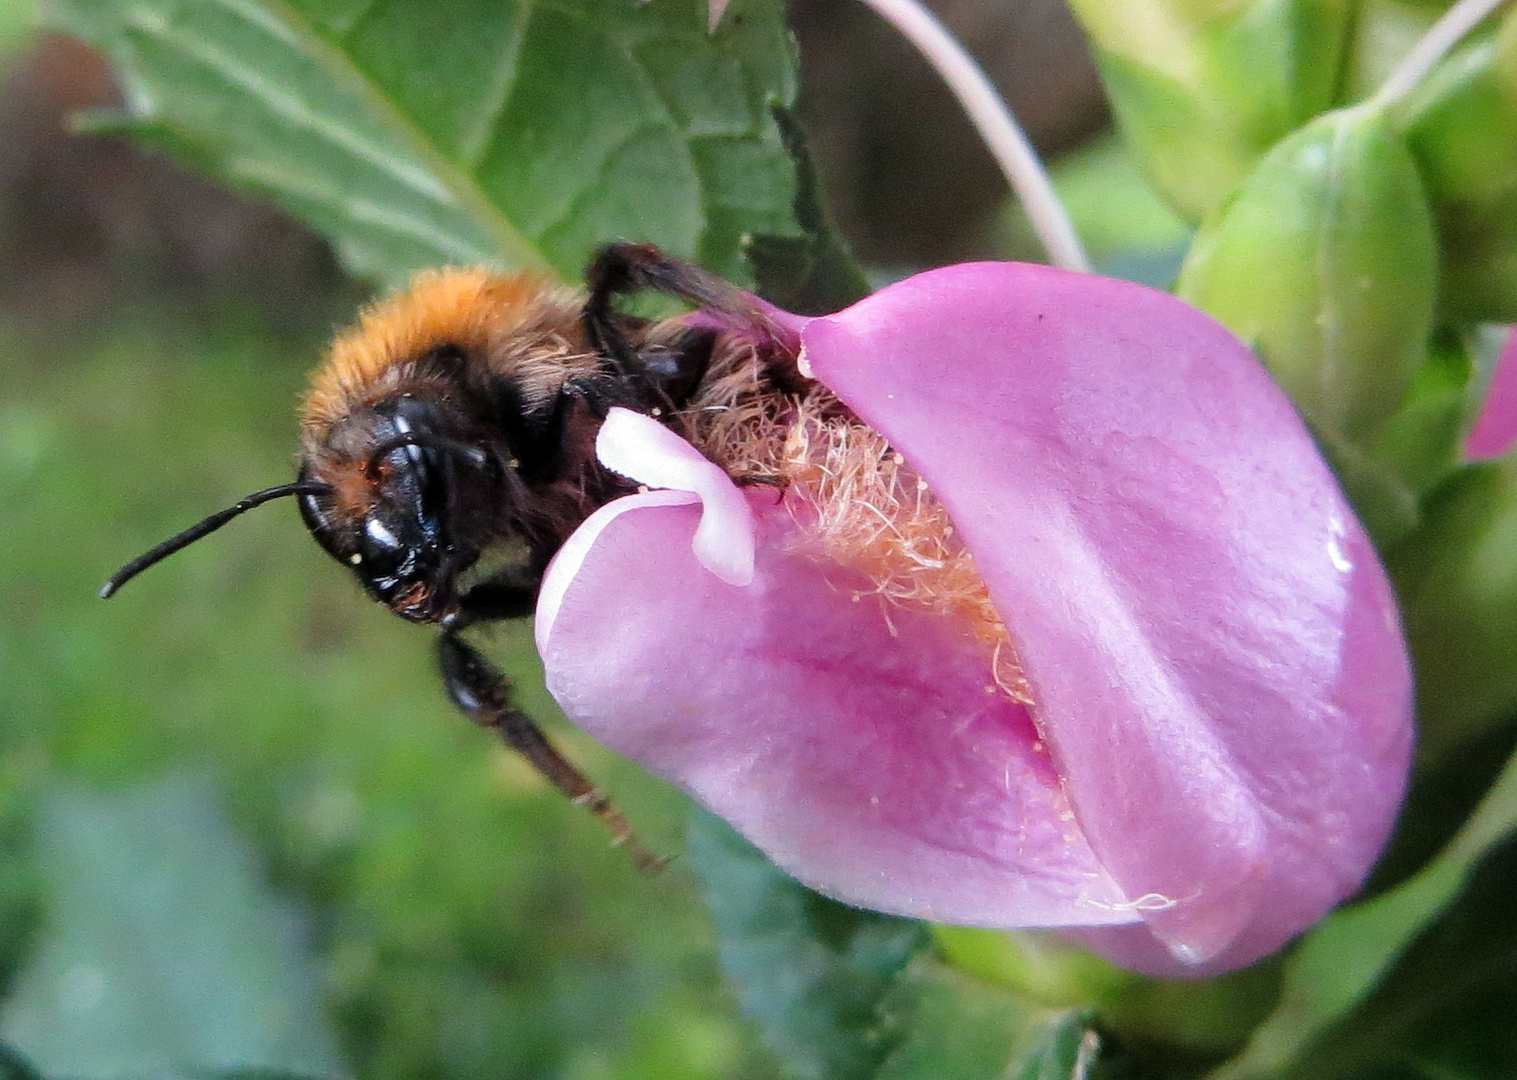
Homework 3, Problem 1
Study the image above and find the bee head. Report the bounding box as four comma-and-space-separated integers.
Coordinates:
100, 389, 528, 625
298, 394, 505, 625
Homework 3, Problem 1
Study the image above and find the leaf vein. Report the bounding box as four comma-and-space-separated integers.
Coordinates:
229, 160, 498, 265
135, 1, 456, 206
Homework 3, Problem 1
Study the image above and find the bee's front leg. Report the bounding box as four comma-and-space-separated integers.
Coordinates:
436, 629, 666, 873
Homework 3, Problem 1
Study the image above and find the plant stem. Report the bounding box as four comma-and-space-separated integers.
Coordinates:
854, 0, 1091, 273
1376, 0, 1513, 105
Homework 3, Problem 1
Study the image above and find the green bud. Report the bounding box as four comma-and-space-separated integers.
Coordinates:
1434, 196, 1517, 325
1310, 327, 1489, 550
1398, 15, 1517, 322
931, 927, 1280, 1057
1402, 38, 1517, 206
932, 927, 1130, 1008
1068, 0, 1352, 220
1177, 105, 1438, 446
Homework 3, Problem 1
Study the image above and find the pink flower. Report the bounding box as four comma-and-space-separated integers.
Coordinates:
1466, 327, 1517, 460
535, 263, 1413, 978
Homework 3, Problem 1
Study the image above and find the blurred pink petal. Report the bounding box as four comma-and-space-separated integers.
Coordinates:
537, 262, 1413, 977
1466, 327, 1517, 460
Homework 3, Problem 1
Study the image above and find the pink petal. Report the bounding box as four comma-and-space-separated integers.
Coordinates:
535, 487, 699, 657
538, 489, 1137, 927
537, 261, 1413, 978
1466, 326, 1517, 460
802, 263, 1412, 974
596, 407, 755, 586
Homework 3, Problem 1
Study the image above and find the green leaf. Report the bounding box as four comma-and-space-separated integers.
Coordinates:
1279, 828, 1517, 1080
686, 810, 928, 1080
1366, 715, 1517, 896
1009, 1012, 1098, 1080
0, 1042, 46, 1080
0, 775, 345, 1080
0, 0, 36, 56
872, 972, 1102, 1080
868, 969, 1025, 1080
204, 1072, 340, 1080
44, 0, 806, 288
687, 816, 1112, 1080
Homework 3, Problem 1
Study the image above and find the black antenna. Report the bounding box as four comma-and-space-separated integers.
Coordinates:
100, 480, 331, 599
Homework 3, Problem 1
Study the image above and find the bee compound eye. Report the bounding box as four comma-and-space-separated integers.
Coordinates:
359, 515, 411, 581
293, 484, 354, 568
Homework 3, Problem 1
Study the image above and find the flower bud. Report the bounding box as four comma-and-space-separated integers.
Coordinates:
1177, 105, 1438, 446
535, 263, 1412, 978
1399, 18, 1517, 323
1066, 0, 1351, 220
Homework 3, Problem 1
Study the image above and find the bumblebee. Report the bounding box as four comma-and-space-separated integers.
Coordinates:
101, 242, 802, 870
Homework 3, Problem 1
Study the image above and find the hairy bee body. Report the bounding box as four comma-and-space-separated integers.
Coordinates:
301, 268, 671, 621
295, 242, 802, 628
104, 243, 796, 868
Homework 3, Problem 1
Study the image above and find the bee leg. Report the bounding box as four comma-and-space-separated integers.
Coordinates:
583, 241, 808, 396
736, 473, 790, 495
452, 567, 539, 622
584, 241, 747, 351
436, 630, 666, 873
585, 241, 740, 367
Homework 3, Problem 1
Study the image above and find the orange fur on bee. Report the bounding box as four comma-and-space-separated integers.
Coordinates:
301, 267, 592, 439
